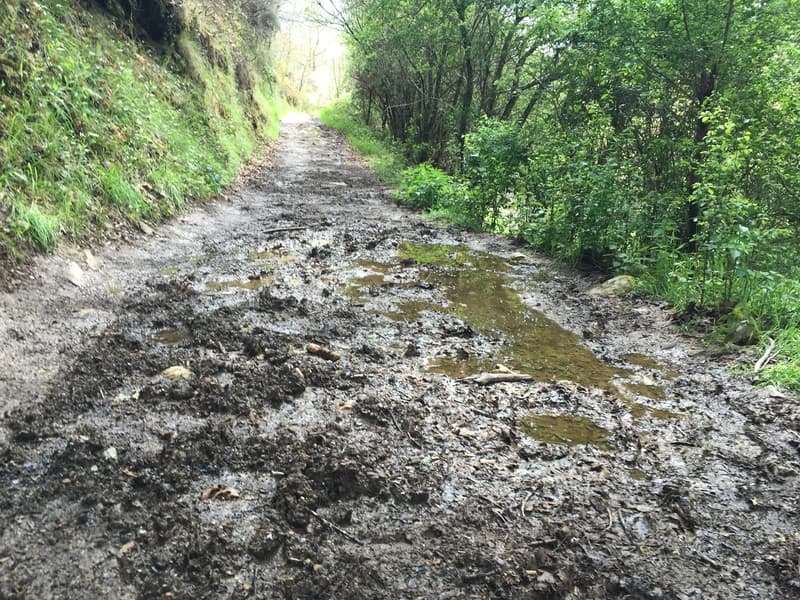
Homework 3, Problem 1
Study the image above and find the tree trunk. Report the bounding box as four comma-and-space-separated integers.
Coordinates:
683, 66, 716, 252
454, 0, 474, 167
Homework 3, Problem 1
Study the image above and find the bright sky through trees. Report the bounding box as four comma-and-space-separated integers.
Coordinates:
275, 0, 346, 106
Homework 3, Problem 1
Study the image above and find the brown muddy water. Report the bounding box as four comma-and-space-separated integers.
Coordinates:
347, 243, 675, 412
519, 414, 612, 450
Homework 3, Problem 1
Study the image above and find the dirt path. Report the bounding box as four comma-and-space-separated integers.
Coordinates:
1, 114, 798, 599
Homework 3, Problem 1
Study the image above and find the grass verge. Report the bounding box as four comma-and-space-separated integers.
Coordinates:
318, 100, 405, 185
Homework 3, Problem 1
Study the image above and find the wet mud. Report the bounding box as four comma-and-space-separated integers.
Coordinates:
1, 114, 799, 598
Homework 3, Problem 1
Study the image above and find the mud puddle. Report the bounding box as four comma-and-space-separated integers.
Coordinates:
520, 414, 612, 450
1, 115, 798, 599
346, 242, 678, 421
151, 326, 191, 345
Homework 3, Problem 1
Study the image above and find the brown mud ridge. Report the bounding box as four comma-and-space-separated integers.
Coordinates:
1, 114, 798, 599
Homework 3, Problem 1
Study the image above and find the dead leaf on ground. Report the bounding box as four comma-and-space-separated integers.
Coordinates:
161, 365, 193, 380
118, 541, 136, 556
200, 484, 241, 501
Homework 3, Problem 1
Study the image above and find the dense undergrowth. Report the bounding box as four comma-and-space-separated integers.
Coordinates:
0, 0, 283, 257
322, 98, 800, 391
324, 0, 800, 391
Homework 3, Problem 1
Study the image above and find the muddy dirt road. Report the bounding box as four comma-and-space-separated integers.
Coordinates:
1, 114, 798, 599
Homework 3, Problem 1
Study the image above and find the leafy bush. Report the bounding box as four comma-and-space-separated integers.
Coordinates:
395, 164, 452, 210
462, 118, 528, 229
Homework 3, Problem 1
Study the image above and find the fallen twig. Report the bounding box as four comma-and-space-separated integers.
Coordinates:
462, 372, 533, 385
754, 337, 777, 373
695, 551, 723, 570
617, 509, 637, 544
306, 343, 341, 361
308, 509, 364, 545
521, 491, 533, 519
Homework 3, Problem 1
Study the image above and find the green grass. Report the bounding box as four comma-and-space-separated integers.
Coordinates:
319, 100, 406, 184
761, 327, 800, 391
10, 204, 60, 250
0, 0, 284, 255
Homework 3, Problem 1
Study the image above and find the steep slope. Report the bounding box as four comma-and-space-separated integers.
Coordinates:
0, 0, 282, 260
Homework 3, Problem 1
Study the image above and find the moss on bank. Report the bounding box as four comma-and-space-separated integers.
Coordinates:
0, 0, 284, 257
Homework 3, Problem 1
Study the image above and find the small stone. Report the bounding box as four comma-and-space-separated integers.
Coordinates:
404, 343, 421, 358
84, 250, 99, 270
66, 261, 85, 288
138, 222, 154, 235
103, 447, 118, 461
588, 275, 635, 296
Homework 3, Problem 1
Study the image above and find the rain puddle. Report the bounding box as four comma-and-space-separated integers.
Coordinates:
623, 352, 680, 380
519, 415, 611, 450
205, 276, 273, 292
622, 353, 662, 370
343, 260, 394, 301
394, 242, 632, 391
346, 243, 681, 424
629, 468, 648, 480
151, 326, 191, 345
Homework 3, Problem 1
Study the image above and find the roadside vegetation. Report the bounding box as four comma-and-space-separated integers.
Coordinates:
323, 0, 800, 389
319, 101, 404, 184
0, 0, 283, 258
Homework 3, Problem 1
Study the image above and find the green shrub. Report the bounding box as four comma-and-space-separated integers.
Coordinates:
761, 327, 800, 391
462, 118, 528, 229
395, 164, 452, 210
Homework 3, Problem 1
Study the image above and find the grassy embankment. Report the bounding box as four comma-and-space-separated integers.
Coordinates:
319, 101, 404, 185
0, 0, 284, 258
321, 99, 800, 391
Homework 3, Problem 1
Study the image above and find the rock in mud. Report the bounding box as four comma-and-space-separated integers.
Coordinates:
588, 275, 635, 296
65, 261, 85, 288
84, 250, 99, 270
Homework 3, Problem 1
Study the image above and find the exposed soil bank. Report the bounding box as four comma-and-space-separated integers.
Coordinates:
1, 114, 798, 599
